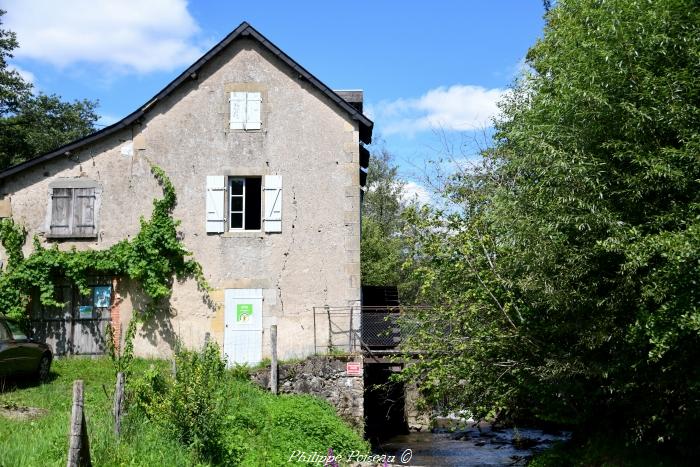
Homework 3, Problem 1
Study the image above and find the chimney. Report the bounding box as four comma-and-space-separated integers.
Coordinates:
334, 90, 363, 113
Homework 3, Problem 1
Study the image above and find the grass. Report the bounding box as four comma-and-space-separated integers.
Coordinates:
0, 358, 193, 466
0, 356, 369, 466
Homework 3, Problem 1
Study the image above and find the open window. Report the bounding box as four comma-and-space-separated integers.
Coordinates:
206, 175, 281, 233
229, 177, 261, 230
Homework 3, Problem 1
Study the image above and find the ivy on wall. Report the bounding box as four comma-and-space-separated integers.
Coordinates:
0, 164, 208, 321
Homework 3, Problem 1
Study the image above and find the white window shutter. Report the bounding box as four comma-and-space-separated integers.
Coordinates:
229, 92, 246, 130
206, 176, 226, 233
245, 92, 261, 130
263, 175, 282, 233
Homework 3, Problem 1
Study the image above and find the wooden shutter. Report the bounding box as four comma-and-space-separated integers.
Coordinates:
245, 92, 262, 130
206, 176, 226, 233
229, 92, 246, 130
50, 188, 73, 236
73, 188, 96, 237
263, 175, 282, 233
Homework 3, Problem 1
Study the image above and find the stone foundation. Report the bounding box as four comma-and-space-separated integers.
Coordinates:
251, 355, 364, 433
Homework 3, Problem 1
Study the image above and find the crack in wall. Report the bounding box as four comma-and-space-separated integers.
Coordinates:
276, 185, 298, 314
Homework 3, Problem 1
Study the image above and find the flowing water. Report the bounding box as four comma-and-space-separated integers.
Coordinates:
373, 425, 571, 466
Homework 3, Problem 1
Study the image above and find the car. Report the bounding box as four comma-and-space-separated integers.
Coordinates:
0, 313, 52, 382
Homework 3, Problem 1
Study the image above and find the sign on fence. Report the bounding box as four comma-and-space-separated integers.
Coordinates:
346, 362, 362, 376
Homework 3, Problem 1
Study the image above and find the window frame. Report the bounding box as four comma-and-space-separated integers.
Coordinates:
46, 180, 101, 239
5, 319, 27, 341
39, 277, 113, 321
227, 176, 262, 232
229, 91, 262, 131
0, 319, 11, 341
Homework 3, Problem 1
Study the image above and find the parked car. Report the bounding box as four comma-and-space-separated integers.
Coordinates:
0, 313, 52, 382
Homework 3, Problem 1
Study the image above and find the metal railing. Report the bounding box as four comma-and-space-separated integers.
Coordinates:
312, 306, 428, 355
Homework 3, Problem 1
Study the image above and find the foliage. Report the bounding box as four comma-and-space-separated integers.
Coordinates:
0, 164, 208, 321
0, 93, 99, 169
0, 358, 195, 466
132, 342, 229, 462
132, 346, 369, 465
0, 9, 30, 116
360, 144, 422, 301
105, 318, 137, 378
0, 10, 99, 169
0, 216, 25, 269
401, 0, 700, 453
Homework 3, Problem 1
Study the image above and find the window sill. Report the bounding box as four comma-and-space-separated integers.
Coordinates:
46, 234, 98, 240
221, 231, 265, 238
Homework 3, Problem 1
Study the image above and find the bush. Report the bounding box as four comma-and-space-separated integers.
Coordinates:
132, 346, 369, 465
132, 342, 231, 463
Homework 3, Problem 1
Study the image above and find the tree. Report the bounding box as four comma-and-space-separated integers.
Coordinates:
359, 144, 426, 302
360, 146, 406, 288
402, 0, 700, 450
0, 10, 30, 116
0, 10, 98, 169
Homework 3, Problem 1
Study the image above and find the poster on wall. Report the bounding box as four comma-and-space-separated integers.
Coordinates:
93, 286, 112, 308
79, 305, 93, 319
236, 303, 253, 324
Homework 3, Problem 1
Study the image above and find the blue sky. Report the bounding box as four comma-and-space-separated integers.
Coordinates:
3, 0, 546, 201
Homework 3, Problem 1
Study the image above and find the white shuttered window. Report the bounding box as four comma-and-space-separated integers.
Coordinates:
263, 175, 282, 233
229, 92, 262, 130
206, 176, 226, 233
205, 175, 281, 233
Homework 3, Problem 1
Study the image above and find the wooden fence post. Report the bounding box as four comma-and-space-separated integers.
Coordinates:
270, 324, 278, 395
67, 380, 91, 467
113, 372, 125, 437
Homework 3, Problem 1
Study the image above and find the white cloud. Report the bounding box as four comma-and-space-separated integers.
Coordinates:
9, 64, 35, 84
401, 181, 431, 205
368, 85, 506, 136
4, 0, 203, 73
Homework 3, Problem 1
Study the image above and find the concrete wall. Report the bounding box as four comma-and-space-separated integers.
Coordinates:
0, 38, 362, 360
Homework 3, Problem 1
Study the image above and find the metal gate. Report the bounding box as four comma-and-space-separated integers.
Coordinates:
30, 278, 113, 356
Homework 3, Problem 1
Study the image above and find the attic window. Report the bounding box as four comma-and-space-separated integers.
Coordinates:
229, 92, 262, 130
47, 180, 100, 238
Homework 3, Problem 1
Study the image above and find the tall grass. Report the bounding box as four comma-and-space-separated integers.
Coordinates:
0, 358, 193, 466
0, 355, 369, 466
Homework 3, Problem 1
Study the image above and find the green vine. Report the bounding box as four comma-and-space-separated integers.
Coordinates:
0, 164, 208, 321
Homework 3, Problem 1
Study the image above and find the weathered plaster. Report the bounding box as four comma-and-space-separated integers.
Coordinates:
0, 38, 363, 360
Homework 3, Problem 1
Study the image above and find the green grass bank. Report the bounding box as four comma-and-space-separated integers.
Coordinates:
0, 356, 368, 466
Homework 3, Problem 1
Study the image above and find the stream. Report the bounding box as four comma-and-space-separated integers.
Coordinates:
373, 425, 571, 466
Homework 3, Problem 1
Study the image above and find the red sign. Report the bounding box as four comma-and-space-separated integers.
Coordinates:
346, 362, 362, 376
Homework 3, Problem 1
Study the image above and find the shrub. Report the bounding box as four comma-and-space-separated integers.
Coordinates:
132, 342, 231, 463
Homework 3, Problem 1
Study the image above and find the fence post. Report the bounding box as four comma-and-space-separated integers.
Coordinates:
270, 325, 278, 395
113, 372, 125, 437
326, 305, 332, 351
313, 307, 317, 355
348, 306, 353, 352
67, 380, 91, 467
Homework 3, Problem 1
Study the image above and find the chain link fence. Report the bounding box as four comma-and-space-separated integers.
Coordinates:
313, 306, 427, 355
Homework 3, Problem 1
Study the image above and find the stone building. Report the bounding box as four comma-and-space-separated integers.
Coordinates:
0, 22, 373, 364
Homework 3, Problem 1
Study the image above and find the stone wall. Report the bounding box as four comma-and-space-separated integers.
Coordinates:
251, 355, 364, 433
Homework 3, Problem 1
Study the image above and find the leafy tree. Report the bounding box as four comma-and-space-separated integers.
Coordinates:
402, 0, 700, 451
0, 10, 98, 169
360, 145, 406, 288
0, 10, 30, 116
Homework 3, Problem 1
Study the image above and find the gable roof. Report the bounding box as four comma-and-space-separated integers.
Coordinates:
0, 22, 373, 181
